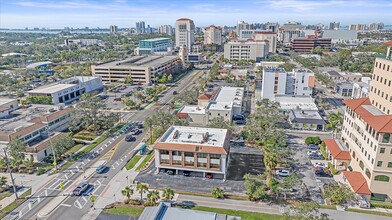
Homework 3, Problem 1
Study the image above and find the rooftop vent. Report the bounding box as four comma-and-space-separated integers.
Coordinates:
202, 132, 209, 143
173, 130, 179, 139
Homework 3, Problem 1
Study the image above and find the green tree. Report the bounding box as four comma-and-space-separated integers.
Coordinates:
208, 117, 233, 131
51, 134, 75, 155
24, 96, 53, 105
122, 97, 136, 107
146, 190, 160, 205
162, 187, 174, 201
211, 187, 225, 199
136, 182, 149, 202
121, 186, 134, 202
167, 74, 173, 82
322, 183, 354, 205
7, 138, 26, 167
325, 112, 342, 138
283, 202, 331, 220
243, 173, 268, 201
0, 176, 7, 189
280, 173, 302, 200
159, 74, 168, 84
124, 76, 133, 84
262, 138, 279, 186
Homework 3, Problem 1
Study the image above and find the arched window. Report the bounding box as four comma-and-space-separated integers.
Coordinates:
374, 175, 390, 182
365, 168, 371, 179
359, 160, 364, 170
382, 133, 391, 143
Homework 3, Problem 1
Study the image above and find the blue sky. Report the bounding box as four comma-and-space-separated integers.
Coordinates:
1, 0, 392, 28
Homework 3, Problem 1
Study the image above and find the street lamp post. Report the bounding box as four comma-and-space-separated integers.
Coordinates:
46, 126, 57, 170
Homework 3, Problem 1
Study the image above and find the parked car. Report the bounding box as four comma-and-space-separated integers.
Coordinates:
315, 169, 332, 177
307, 150, 321, 156
96, 165, 107, 174
73, 182, 89, 196
125, 135, 135, 142
276, 169, 290, 177
206, 173, 213, 179
308, 144, 320, 150
314, 162, 326, 168
137, 122, 143, 129
183, 171, 190, 177
166, 170, 175, 175
309, 154, 323, 160
114, 97, 122, 101
172, 91, 178, 95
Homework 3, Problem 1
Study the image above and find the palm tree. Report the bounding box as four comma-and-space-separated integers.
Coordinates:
121, 186, 134, 202
147, 190, 160, 205
136, 182, 149, 202
162, 187, 174, 201
326, 112, 343, 138
211, 187, 225, 199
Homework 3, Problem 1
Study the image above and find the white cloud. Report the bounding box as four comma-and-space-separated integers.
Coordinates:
264, 0, 347, 11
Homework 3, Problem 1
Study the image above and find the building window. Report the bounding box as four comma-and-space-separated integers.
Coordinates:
377, 161, 383, 167
365, 168, 371, 179
210, 154, 221, 159
359, 160, 364, 170
374, 175, 390, 182
388, 162, 392, 168
382, 134, 390, 143
197, 162, 207, 167
160, 150, 169, 155
380, 148, 386, 154
197, 153, 207, 158
160, 159, 169, 164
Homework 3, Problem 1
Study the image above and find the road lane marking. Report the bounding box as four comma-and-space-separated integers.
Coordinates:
60, 203, 72, 207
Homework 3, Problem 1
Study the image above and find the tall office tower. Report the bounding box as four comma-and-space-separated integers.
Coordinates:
236, 21, 250, 34
109, 25, 118, 34
339, 41, 392, 201
369, 23, 385, 31
204, 25, 222, 45
175, 18, 195, 52
159, 25, 174, 35
136, 21, 146, 34
329, 22, 340, 30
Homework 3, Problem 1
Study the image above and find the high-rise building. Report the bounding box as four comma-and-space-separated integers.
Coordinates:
349, 24, 366, 31
278, 22, 305, 43
261, 68, 315, 99
254, 32, 277, 53
204, 25, 222, 45
109, 25, 118, 34
292, 37, 332, 53
158, 25, 174, 35
329, 22, 340, 30
224, 40, 269, 62
369, 23, 384, 31
134, 38, 172, 55
265, 22, 279, 33
175, 18, 195, 52
339, 41, 392, 201
236, 21, 251, 34
136, 21, 146, 34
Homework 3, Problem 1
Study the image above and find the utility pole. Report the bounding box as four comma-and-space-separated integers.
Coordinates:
3, 149, 18, 199
47, 126, 57, 170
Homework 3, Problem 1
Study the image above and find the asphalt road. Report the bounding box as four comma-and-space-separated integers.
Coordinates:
4, 69, 204, 220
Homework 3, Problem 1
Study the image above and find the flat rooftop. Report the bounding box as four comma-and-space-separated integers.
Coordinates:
274, 95, 318, 111
207, 101, 233, 111
212, 87, 243, 108
160, 126, 228, 147
140, 37, 171, 42
0, 98, 17, 106
97, 55, 178, 68
263, 67, 286, 73
178, 105, 205, 114
28, 84, 75, 94
289, 110, 326, 125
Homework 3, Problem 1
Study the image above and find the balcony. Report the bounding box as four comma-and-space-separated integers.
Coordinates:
160, 154, 169, 160
173, 155, 182, 161
210, 159, 220, 164
197, 158, 207, 163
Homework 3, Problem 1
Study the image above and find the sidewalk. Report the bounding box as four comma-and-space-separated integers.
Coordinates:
80, 152, 147, 220
0, 187, 30, 209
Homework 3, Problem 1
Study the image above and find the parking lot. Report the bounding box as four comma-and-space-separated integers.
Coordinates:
135, 161, 246, 194
100, 84, 148, 110
288, 132, 335, 203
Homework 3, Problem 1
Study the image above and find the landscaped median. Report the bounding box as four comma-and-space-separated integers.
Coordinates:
190, 206, 283, 220
103, 205, 144, 216
0, 188, 32, 219
136, 150, 154, 171
125, 155, 142, 170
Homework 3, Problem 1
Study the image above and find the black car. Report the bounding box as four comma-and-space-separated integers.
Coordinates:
73, 182, 89, 196
183, 171, 190, 177
125, 135, 135, 142
315, 169, 332, 177
137, 122, 143, 129
172, 91, 178, 95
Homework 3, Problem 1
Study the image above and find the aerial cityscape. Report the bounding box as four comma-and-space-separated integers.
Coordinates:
1, 0, 392, 220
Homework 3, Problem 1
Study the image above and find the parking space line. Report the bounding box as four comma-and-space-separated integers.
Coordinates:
60, 203, 72, 207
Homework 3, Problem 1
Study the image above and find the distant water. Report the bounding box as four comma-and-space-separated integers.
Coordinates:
0, 30, 110, 34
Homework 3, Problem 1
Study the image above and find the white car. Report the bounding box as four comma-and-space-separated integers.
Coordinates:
314, 162, 326, 168
276, 169, 290, 177
307, 150, 321, 156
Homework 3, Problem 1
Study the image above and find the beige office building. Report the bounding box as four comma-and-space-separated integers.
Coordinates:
204, 25, 222, 46
91, 55, 182, 84
175, 18, 195, 52
340, 41, 392, 201
254, 32, 277, 53
224, 40, 269, 61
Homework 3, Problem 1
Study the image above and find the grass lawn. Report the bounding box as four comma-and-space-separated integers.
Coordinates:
191, 206, 283, 220
64, 144, 85, 155
125, 155, 142, 170
103, 205, 144, 216
347, 208, 392, 217
0, 188, 32, 219
136, 151, 154, 171
0, 191, 12, 200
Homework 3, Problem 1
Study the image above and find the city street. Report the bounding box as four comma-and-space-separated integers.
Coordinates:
2, 68, 204, 220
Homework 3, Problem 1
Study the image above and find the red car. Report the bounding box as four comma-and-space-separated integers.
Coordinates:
206, 173, 213, 179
